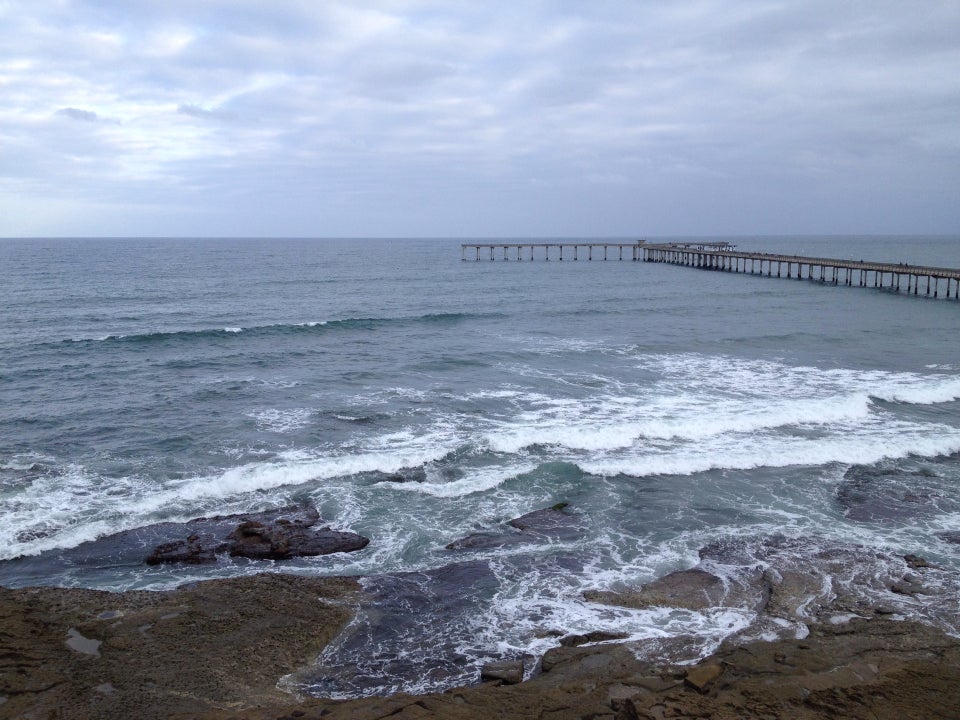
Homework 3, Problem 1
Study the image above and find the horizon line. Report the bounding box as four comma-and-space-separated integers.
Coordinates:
2, 233, 958, 241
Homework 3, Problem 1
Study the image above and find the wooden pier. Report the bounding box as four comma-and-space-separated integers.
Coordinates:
642, 244, 960, 300
460, 241, 734, 262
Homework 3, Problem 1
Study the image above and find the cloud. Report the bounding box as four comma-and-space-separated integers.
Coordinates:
56, 108, 99, 122
1, 1, 958, 236
177, 104, 237, 121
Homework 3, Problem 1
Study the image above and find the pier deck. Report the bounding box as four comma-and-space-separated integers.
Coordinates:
642, 244, 960, 299
460, 241, 734, 262
460, 241, 959, 301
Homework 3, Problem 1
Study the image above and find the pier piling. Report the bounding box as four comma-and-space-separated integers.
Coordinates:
637, 244, 960, 302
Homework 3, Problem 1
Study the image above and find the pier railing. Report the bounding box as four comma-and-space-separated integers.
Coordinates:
641, 244, 960, 299
460, 241, 960, 301
459, 241, 734, 262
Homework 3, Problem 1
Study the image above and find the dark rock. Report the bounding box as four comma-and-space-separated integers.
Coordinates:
937, 532, 960, 545
560, 631, 630, 647
445, 532, 513, 551
480, 660, 524, 684
227, 524, 369, 560
905, 553, 936, 568
378, 467, 428, 484
145, 505, 368, 565
446, 503, 585, 550
836, 463, 954, 523
507, 503, 570, 531
611, 697, 641, 720
145, 533, 222, 565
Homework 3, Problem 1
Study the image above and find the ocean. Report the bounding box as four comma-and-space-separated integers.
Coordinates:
2, 235, 959, 697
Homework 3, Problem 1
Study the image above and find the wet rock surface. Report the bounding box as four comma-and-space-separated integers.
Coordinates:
445, 503, 586, 550
584, 567, 760, 612
5, 505, 369, 583
5, 537, 960, 719
142, 505, 369, 564
583, 535, 960, 651
836, 462, 957, 523
939, 530, 960, 544
289, 560, 504, 698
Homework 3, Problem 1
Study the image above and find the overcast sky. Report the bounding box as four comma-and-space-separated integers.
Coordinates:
2, 1, 959, 238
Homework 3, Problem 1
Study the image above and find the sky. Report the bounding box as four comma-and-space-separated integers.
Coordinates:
1, 1, 959, 238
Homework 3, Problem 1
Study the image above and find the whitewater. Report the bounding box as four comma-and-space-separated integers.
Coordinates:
1, 235, 959, 696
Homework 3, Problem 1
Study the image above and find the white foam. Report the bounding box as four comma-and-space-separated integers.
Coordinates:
247, 408, 314, 433
580, 422, 960, 478
1, 422, 463, 559
484, 392, 875, 454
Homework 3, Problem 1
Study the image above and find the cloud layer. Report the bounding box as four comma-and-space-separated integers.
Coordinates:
2, 1, 958, 237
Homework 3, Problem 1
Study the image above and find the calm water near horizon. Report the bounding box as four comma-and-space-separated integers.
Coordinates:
2, 235, 959, 696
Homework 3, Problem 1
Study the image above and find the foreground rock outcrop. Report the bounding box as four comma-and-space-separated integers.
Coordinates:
0, 573, 359, 720
4, 535, 960, 720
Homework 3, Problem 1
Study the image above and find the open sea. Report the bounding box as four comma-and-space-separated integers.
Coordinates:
2, 235, 959, 696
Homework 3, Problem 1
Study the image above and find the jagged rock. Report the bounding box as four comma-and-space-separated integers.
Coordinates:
145, 505, 368, 565
480, 660, 524, 684
145, 533, 221, 565
446, 503, 584, 550
226, 522, 369, 560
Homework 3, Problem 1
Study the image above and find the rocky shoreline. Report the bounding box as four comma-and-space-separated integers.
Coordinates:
3, 503, 960, 719
3, 563, 960, 719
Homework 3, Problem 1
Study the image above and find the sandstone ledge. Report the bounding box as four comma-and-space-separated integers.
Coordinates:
3, 572, 960, 720
0, 573, 359, 720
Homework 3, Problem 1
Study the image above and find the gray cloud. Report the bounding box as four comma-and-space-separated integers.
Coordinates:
1, 1, 958, 236
56, 108, 99, 122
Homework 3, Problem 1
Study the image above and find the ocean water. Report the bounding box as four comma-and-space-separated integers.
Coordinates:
2, 235, 959, 696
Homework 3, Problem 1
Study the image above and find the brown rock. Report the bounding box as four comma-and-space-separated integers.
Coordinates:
480, 659, 524, 684
0, 573, 359, 720
683, 663, 724, 692
584, 568, 726, 611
